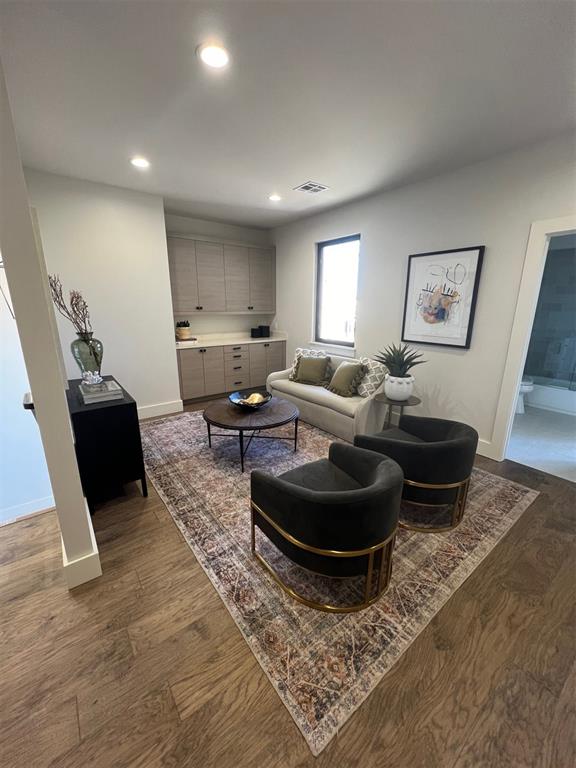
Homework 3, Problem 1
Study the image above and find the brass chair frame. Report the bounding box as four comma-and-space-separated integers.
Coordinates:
250, 500, 396, 613
400, 476, 471, 533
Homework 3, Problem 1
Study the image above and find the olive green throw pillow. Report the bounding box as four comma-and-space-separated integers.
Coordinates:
327, 362, 366, 397
293, 356, 331, 385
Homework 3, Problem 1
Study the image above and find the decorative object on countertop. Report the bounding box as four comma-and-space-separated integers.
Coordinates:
175, 320, 196, 341
81, 370, 104, 390
402, 246, 485, 348
229, 389, 272, 410
375, 343, 426, 401
48, 274, 103, 375
79, 378, 124, 405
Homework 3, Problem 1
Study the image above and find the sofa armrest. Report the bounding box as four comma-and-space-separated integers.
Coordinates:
266, 367, 292, 392
353, 379, 386, 435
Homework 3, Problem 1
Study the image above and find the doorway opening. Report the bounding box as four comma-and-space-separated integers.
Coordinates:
506, 233, 576, 480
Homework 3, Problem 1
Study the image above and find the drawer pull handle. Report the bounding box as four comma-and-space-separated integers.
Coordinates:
196, 306, 204, 310
232, 346, 241, 350
233, 366, 241, 370
248, 306, 253, 310
233, 354, 241, 359
234, 381, 242, 385
264, 343, 269, 347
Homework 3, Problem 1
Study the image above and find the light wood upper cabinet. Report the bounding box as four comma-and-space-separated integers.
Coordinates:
168, 236, 275, 315
249, 248, 275, 312
168, 238, 198, 314
195, 242, 226, 311
224, 245, 250, 311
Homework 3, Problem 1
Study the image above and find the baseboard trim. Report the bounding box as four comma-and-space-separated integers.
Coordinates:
525, 402, 576, 417
476, 438, 503, 462
137, 399, 183, 420
0, 495, 55, 526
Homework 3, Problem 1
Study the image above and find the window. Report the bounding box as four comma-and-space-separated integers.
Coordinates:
315, 235, 360, 347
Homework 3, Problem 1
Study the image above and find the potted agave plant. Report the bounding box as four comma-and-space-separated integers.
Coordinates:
374, 343, 426, 401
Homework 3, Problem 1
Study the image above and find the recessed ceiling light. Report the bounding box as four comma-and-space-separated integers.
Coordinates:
197, 44, 229, 69
130, 156, 150, 169
269, 194, 282, 202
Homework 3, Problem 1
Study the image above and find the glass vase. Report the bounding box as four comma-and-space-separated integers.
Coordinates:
71, 332, 104, 375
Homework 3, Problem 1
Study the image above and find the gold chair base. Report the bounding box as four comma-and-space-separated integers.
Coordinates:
400, 476, 471, 533
250, 501, 396, 613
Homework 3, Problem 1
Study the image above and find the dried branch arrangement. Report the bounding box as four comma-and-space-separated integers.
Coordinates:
48, 274, 93, 336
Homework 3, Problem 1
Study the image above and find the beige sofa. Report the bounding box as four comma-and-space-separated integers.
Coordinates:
266, 353, 386, 442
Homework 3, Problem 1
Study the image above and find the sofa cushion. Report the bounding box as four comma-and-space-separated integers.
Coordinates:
357, 358, 387, 398
271, 378, 364, 418
279, 459, 362, 492
327, 361, 366, 397
288, 347, 331, 381
292, 355, 331, 385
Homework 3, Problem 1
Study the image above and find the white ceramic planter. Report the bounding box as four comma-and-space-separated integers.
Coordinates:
384, 374, 414, 401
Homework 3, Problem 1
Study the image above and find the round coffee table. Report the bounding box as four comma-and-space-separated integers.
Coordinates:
203, 397, 299, 472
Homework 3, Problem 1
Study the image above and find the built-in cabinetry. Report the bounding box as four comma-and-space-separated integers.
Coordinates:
168, 236, 275, 314
177, 340, 286, 401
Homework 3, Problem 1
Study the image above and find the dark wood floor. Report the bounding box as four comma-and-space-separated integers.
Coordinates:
0, 414, 574, 767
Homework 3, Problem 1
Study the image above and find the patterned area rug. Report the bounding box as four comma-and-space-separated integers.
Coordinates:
141, 411, 538, 755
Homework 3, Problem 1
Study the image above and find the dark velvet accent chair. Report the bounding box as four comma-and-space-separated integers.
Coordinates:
354, 415, 478, 532
250, 442, 403, 613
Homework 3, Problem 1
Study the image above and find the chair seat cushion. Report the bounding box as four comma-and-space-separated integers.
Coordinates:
379, 427, 426, 443
271, 378, 363, 418
279, 458, 362, 492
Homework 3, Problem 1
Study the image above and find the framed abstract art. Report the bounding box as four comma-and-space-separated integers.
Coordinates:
401, 246, 485, 349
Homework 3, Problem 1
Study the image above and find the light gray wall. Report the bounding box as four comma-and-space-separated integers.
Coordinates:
165, 213, 271, 246
25, 170, 181, 418
0, 270, 53, 522
273, 133, 576, 454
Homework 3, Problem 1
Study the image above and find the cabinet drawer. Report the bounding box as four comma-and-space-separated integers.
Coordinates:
224, 351, 249, 364
224, 344, 250, 355
226, 375, 250, 391
225, 359, 249, 377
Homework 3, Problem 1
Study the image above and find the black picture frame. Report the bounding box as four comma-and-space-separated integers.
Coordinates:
401, 246, 485, 349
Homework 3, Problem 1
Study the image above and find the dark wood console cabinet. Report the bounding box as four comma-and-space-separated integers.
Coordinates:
66, 377, 147, 511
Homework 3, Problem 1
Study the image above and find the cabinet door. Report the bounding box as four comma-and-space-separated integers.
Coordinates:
224, 245, 250, 311
249, 343, 267, 388
203, 347, 225, 395
168, 238, 198, 314
265, 341, 285, 377
195, 242, 226, 311
248, 248, 275, 312
178, 348, 205, 400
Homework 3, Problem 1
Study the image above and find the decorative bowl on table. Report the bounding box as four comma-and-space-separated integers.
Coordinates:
228, 390, 272, 411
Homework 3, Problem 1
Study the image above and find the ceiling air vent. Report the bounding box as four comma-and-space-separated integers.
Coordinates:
293, 181, 329, 194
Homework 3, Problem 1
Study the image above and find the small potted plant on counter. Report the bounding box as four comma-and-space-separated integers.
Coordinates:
175, 320, 195, 341
374, 343, 426, 401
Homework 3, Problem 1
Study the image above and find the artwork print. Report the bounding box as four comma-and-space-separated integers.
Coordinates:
402, 246, 485, 349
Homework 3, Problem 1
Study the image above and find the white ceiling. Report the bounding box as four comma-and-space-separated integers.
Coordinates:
1, 1, 574, 228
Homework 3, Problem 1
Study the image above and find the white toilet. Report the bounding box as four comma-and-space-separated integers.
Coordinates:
516, 377, 534, 414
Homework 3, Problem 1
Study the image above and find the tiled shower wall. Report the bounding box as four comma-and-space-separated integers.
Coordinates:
524, 245, 576, 388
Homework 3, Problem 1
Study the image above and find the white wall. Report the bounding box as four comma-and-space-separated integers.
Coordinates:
25, 171, 181, 419
0, 269, 53, 523
273, 134, 576, 457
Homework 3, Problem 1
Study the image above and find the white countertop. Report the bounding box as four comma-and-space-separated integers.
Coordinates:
176, 331, 287, 350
